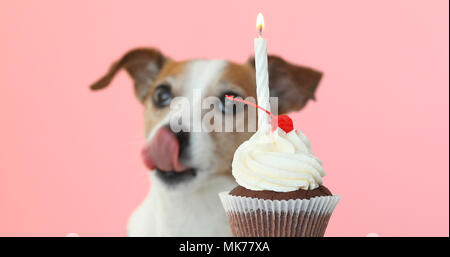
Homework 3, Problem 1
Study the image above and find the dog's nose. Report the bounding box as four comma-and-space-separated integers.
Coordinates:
174, 130, 189, 159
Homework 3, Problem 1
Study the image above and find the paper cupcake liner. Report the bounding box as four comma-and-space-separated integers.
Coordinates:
219, 192, 340, 237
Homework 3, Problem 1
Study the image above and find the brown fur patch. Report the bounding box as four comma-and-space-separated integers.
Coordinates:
143, 61, 189, 136
221, 62, 257, 98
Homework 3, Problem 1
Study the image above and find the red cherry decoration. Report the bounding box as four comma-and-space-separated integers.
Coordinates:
224, 95, 295, 133
270, 115, 294, 133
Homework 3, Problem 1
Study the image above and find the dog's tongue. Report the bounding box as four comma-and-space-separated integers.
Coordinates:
141, 127, 187, 172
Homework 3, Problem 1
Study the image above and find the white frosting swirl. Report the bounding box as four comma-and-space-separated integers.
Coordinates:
232, 128, 325, 192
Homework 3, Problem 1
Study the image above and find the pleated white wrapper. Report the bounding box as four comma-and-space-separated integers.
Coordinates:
219, 192, 340, 237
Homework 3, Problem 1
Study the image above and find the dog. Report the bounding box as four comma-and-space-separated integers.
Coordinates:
90, 48, 322, 236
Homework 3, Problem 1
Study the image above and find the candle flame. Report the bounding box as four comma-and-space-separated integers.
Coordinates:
256, 12, 264, 35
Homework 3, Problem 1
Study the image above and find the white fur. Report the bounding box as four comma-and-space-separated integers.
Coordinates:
128, 60, 237, 236
128, 173, 236, 236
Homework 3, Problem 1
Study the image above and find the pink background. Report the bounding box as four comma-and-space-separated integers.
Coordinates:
0, 0, 448, 237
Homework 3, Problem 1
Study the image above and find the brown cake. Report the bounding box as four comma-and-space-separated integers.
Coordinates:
230, 185, 332, 200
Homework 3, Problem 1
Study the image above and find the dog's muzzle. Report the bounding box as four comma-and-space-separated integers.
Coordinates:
142, 126, 189, 172
142, 126, 197, 184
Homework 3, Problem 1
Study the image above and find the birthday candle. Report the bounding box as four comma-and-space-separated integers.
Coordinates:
254, 13, 271, 131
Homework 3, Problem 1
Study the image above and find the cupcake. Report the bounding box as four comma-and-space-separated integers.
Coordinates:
219, 115, 340, 237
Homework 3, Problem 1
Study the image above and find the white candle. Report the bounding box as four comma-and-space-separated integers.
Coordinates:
254, 13, 271, 131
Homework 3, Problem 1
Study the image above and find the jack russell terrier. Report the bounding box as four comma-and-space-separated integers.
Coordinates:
90, 48, 322, 236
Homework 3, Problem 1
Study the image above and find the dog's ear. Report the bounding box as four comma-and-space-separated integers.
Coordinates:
90, 48, 167, 102
247, 55, 322, 114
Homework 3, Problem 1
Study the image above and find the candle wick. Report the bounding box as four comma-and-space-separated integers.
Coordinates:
258, 27, 263, 38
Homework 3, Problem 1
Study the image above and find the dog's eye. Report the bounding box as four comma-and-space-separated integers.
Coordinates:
153, 84, 172, 107
220, 91, 244, 114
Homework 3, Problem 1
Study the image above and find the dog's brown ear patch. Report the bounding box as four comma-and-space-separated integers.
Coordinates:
90, 48, 166, 102
247, 56, 322, 114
